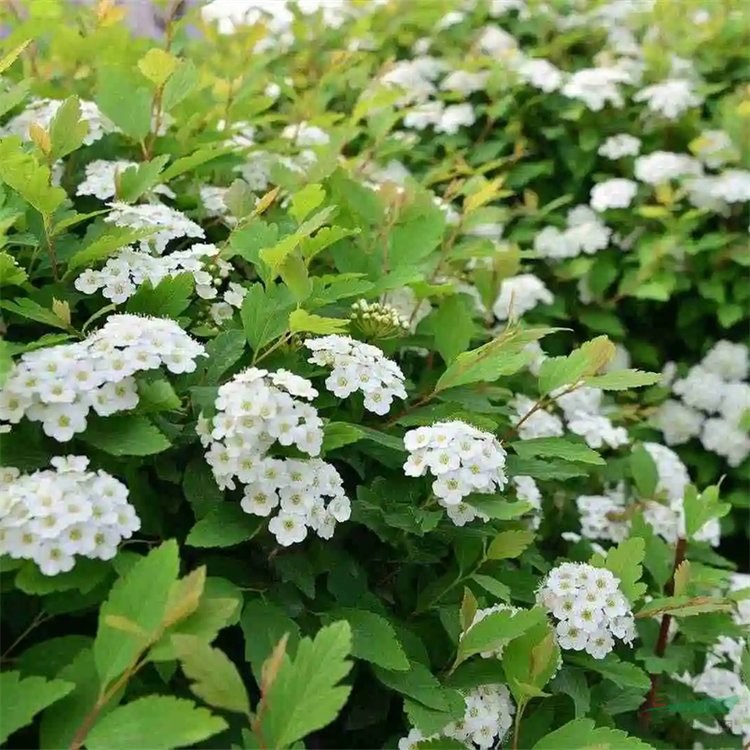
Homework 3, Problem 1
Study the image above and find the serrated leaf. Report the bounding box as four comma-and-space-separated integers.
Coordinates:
82, 415, 171, 456
173, 635, 251, 716
0, 40, 30, 75
290, 183, 325, 223
96, 67, 152, 141
67, 227, 153, 273
138, 48, 178, 86
0, 298, 71, 330
464, 495, 531, 520
125, 273, 193, 317
456, 607, 546, 666
683, 484, 730, 540
373, 662, 454, 710
0, 251, 27, 286
591, 537, 646, 602
328, 608, 409, 671
261, 621, 353, 748
160, 146, 228, 182
435, 326, 557, 392
289, 309, 348, 334
673, 560, 690, 597
430, 294, 475, 364
532, 718, 654, 749
584, 369, 661, 390
503, 621, 560, 702
471, 574, 511, 601
566, 652, 651, 690
186, 503, 262, 548
280, 252, 312, 303
551, 668, 590, 718
635, 595, 733, 618
48, 96, 88, 160
94, 541, 180, 687
240, 282, 294, 351
486, 529, 535, 560
162, 60, 199, 111
406, 692, 465, 737
322, 422, 363, 452
0, 672, 74, 744
86, 696, 227, 750
0, 137, 66, 215
241, 599, 300, 683
512, 437, 604, 465
116, 156, 169, 203
630, 445, 659, 498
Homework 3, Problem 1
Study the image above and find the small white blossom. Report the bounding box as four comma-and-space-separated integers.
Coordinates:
633, 79, 702, 120
492, 274, 553, 320
77, 160, 174, 201
598, 134, 641, 159
590, 178, 638, 211
634, 151, 703, 184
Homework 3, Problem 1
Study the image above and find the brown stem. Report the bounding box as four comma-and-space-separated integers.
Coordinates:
640, 536, 687, 727
1, 611, 48, 661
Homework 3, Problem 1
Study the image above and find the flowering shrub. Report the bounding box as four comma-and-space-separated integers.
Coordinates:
0, 1, 748, 749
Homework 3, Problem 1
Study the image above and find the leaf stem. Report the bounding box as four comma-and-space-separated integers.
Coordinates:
640, 536, 687, 727
512, 697, 528, 750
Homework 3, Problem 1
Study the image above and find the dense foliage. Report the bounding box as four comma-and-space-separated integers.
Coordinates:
0, 1, 748, 748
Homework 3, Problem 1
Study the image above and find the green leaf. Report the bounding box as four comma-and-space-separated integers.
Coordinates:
538, 336, 616, 395
430, 295, 475, 364
173, 635, 251, 716
289, 309, 348, 335
635, 595, 733, 618
116, 156, 169, 203
435, 326, 557, 393
591, 537, 646, 602
186, 503, 262, 548
82, 415, 171, 456
683, 484, 730, 540
327, 608, 409, 671
241, 599, 300, 682
94, 540, 180, 687
15, 558, 110, 595
486, 529, 536, 560
290, 184, 325, 223
160, 146, 229, 182
0, 298, 71, 330
566, 653, 651, 690
86, 696, 227, 750
532, 718, 654, 749
240, 282, 294, 351
301, 225, 357, 262
203, 329, 246, 383
262, 622, 353, 748
389, 208, 445, 269
511, 437, 604, 465
0, 40, 30, 75
551, 668, 590, 718
67, 227, 153, 273
0, 137, 66, 215
463, 495, 531, 520
162, 60, 199, 111
0, 250, 27, 286
456, 607, 546, 666
0, 672, 74, 744
373, 662, 456, 710
138, 48, 178, 86
502, 621, 560, 703
125, 273, 193, 318
471, 574, 511, 601
224, 179, 255, 220
584, 369, 661, 390
137, 378, 181, 412
96, 67, 152, 141
322, 422, 363, 452
630, 445, 659, 497
280, 252, 312, 303
48, 96, 88, 160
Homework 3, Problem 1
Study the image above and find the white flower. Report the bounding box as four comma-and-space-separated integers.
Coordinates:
200, 185, 239, 226
701, 418, 750, 468
0, 458, 138, 575
719, 382, 750, 425
634, 151, 703, 184
590, 178, 638, 211
576, 487, 630, 543
435, 103, 475, 134
104, 202, 205, 254
440, 70, 488, 94
0, 315, 205, 440
692, 129, 736, 169
598, 134, 641, 159
515, 58, 563, 92
672, 365, 725, 412
477, 26, 519, 57
633, 79, 702, 120
492, 274, 553, 320
305, 335, 406, 415
566, 413, 629, 449
534, 206, 611, 259
652, 400, 704, 445
562, 67, 632, 110
537, 562, 635, 659
268, 512, 308, 546
403, 101, 443, 130
77, 160, 174, 201
281, 122, 330, 147
403, 421, 506, 522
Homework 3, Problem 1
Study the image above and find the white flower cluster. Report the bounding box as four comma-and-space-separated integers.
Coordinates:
492, 273, 553, 320
104, 202, 205, 254
399, 685, 515, 750
598, 133, 641, 159
281, 121, 330, 146
633, 78, 702, 120
75, 243, 225, 304
511, 395, 564, 441
537, 562, 636, 659
655, 340, 750, 466
534, 205, 612, 259
200, 185, 238, 225
208, 282, 248, 326
633, 151, 703, 184
199, 368, 350, 545
76, 160, 174, 201
0, 315, 205, 441
304, 335, 406, 415
513, 475, 542, 528
0, 457, 139, 576
590, 178, 638, 211
200, 368, 323, 489
561, 67, 633, 110
403, 101, 476, 135
557, 386, 629, 450
1, 98, 117, 144
403, 421, 507, 525
576, 485, 630, 543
